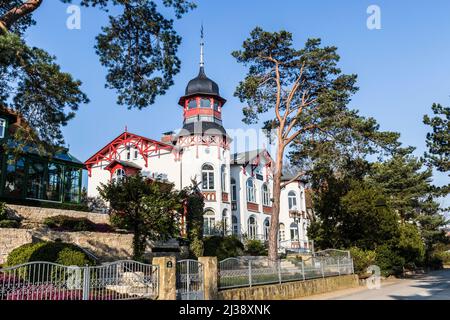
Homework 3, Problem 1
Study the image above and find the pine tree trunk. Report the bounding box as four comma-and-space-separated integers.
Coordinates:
268, 145, 284, 261
0, 0, 43, 31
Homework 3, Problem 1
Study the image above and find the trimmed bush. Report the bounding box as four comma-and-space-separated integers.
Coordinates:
44, 215, 113, 233
6, 241, 96, 267
0, 219, 20, 229
44, 215, 95, 231
204, 236, 245, 261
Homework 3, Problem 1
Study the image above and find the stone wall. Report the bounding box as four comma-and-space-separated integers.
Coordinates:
218, 274, 359, 300
0, 229, 33, 264
0, 228, 133, 264
6, 204, 110, 225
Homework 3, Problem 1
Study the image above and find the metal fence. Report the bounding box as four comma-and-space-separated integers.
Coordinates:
218, 254, 354, 290
0, 260, 158, 300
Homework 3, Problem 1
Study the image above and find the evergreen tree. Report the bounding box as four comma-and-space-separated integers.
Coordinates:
0, 0, 195, 148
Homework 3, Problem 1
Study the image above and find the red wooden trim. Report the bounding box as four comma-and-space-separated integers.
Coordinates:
247, 202, 259, 212
222, 192, 229, 203
263, 206, 272, 215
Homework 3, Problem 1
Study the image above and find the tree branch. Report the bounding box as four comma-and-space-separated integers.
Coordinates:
0, 0, 43, 31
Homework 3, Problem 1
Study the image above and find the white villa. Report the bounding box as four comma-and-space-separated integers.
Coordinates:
85, 44, 313, 253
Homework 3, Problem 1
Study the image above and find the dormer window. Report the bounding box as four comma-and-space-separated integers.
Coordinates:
0, 118, 6, 138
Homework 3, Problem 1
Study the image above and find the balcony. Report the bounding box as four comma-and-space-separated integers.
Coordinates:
289, 210, 305, 219
202, 191, 216, 202
247, 202, 259, 213
222, 192, 229, 203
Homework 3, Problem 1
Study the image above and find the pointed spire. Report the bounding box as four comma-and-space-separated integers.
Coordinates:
200, 23, 204, 69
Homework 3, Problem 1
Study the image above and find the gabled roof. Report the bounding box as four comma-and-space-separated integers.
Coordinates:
85, 131, 173, 171
231, 149, 268, 165
104, 160, 142, 171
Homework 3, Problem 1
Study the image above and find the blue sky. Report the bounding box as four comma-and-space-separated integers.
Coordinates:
24, 0, 449, 208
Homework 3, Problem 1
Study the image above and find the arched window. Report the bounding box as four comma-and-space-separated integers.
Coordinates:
203, 209, 216, 236
230, 178, 237, 201
246, 178, 256, 203
113, 168, 126, 184
202, 164, 215, 190
221, 165, 226, 192
279, 223, 286, 242
188, 98, 197, 109
263, 219, 270, 241
288, 191, 297, 210
262, 183, 270, 206
200, 98, 211, 108
290, 222, 299, 241
222, 209, 228, 235
232, 215, 238, 235
248, 216, 257, 239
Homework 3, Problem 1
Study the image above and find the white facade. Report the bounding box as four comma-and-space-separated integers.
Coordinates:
85, 64, 312, 253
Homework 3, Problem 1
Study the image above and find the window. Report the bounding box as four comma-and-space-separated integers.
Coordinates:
134, 150, 138, 159
213, 100, 220, 111
222, 209, 228, 235
64, 167, 81, 203
26, 159, 45, 200
263, 219, 270, 240
113, 168, 126, 184
279, 223, 286, 242
230, 178, 237, 201
200, 98, 211, 108
46, 162, 63, 202
188, 99, 197, 109
232, 215, 238, 235
262, 183, 270, 206
288, 191, 297, 210
248, 216, 257, 239
126, 146, 131, 160
0, 118, 5, 138
203, 209, 216, 236
202, 164, 215, 190
290, 223, 299, 241
4, 155, 25, 198
221, 165, 226, 192
246, 178, 256, 203
254, 166, 264, 181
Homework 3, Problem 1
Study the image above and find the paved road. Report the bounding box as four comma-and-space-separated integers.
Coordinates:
299, 269, 450, 300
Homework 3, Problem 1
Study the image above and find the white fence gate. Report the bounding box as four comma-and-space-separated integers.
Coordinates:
0, 260, 158, 300
176, 259, 204, 300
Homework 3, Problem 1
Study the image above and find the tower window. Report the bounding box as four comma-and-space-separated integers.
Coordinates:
200, 98, 211, 108
213, 100, 220, 111
188, 99, 197, 109
202, 164, 215, 190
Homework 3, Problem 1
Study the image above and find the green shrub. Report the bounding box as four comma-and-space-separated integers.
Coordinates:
375, 244, 405, 277
245, 240, 267, 256
0, 219, 20, 229
349, 247, 376, 275
204, 236, 245, 261
6, 241, 96, 267
44, 215, 96, 232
